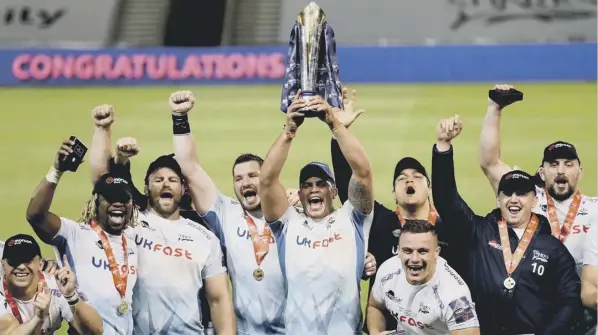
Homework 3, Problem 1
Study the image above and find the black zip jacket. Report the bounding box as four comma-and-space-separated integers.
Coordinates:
431, 144, 583, 335
330, 139, 466, 333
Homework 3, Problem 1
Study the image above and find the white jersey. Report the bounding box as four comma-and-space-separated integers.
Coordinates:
200, 192, 285, 335
51, 218, 138, 335
534, 186, 598, 273
583, 223, 598, 310
270, 201, 373, 334
133, 211, 226, 334
371, 256, 479, 335
0, 276, 74, 334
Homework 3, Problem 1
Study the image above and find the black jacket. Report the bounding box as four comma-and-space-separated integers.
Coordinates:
330, 139, 465, 333
431, 144, 583, 335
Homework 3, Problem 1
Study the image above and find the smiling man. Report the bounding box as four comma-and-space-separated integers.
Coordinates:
367, 220, 479, 335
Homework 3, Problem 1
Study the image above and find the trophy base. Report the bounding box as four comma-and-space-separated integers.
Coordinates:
299, 91, 323, 118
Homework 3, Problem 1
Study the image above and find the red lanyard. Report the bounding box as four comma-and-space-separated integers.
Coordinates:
90, 220, 128, 302
545, 190, 582, 242
498, 214, 539, 276
245, 214, 273, 267
3, 272, 45, 324
395, 205, 439, 226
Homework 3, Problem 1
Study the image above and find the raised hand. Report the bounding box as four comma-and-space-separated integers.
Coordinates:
55, 255, 76, 298
334, 87, 365, 128
285, 90, 306, 137
54, 139, 75, 172
488, 84, 515, 110
91, 104, 115, 129
33, 281, 51, 319
115, 137, 140, 159
436, 114, 463, 143
286, 188, 300, 207
169, 91, 196, 116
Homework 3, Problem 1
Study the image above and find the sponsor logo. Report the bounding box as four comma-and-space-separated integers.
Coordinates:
178, 234, 193, 242
390, 310, 434, 330
135, 237, 193, 260
380, 270, 401, 285
296, 233, 342, 249
236, 228, 275, 243
385, 290, 402, 303
532, 250, 549, 263
444, 262, 465, 286
488, 240, 502, 251
570, 224, 590, 234
91, 257, 136, 274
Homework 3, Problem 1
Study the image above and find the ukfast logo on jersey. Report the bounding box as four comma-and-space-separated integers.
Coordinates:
91, 257, 137, 274
296, 233, 342, 249
236, 228, 275, 243
390, 310, 434, 330
134, 236, 193, 260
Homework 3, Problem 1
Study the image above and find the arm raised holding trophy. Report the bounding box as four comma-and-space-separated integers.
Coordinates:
261, 3, 375, 333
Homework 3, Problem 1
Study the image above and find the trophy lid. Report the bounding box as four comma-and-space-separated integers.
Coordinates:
297, 2, 326, 25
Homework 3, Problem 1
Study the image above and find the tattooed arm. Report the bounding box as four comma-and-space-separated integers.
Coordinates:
330, 121, 373, 215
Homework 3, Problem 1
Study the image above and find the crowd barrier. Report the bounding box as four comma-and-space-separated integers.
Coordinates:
1, 43, 595, 86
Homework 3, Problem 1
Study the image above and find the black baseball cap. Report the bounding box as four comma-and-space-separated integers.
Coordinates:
144, 154, 185, 185
2, 234, 42, 267
542, 141, 580, 164
393, 157, 428, 185
498, 170, 536, 196
299, 162, 335, 185
93, 173, 133, 204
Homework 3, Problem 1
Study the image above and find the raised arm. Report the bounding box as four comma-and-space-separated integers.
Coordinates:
432, 116, 478, 238
478, 85, 517, 194
89, 105, 116, 184
260, 93, 306, 222
169, 91, 220, 215
313, 96, 372, 214
26, 140, 74, 243
330, 87, 365, 204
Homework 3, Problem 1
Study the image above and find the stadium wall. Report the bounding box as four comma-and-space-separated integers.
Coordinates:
2, 43, 596, 86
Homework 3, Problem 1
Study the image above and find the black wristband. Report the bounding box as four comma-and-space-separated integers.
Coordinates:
172, 114, 190, 135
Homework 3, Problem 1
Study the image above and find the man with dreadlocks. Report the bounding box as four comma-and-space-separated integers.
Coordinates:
26, 138, 139, 335
88, 105, 236, 334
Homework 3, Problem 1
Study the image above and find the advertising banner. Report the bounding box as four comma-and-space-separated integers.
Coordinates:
0, 0, 120, 46
279, 0, 597, 44
0, 44, 595, 86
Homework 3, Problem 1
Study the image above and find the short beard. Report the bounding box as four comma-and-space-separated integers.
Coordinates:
548, 185, 575, 202
148, 197, 180, 216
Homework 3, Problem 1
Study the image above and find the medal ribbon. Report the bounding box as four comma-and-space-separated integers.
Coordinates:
396, 205, 438, 226
3, 272, 46, 324
245, 214, 272, 267
498, 214, 539, 276
90, 220, 128, 302
545, 190, 582, 242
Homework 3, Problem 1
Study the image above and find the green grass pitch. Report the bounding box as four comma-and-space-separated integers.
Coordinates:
0, 83, 595, 333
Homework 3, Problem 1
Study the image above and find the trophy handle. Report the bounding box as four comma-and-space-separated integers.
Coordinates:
299, 91, 322, 118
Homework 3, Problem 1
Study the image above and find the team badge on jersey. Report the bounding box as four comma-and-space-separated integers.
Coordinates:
448, 296, 475, 324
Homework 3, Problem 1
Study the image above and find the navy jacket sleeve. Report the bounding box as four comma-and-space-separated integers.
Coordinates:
331, 138, 351, 204
543, 243, 583, 335
431, 144, 478, 242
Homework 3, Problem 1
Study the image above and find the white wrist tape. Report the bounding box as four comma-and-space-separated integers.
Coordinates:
45, 166, 63, 184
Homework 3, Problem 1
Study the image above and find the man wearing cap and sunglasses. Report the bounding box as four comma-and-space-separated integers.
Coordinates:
26, 138, 139, 335
432, 115, 582, 334
329, 88, 460, 333
259, 93, 374, 334
0, 234, 103, 335
87, 105, 236, 335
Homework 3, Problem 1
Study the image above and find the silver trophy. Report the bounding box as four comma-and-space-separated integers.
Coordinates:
297, 2, 326, 117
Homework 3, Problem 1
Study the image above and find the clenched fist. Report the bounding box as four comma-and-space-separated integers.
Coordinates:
488, 84, 515, 110
116, 137, 140, 158
436, 114, 463, 147
169, 91, 195, 116
92, 104, 115, 128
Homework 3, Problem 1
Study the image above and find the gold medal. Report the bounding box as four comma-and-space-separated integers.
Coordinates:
253, 268, 264, 281
118, 299, 128, 314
